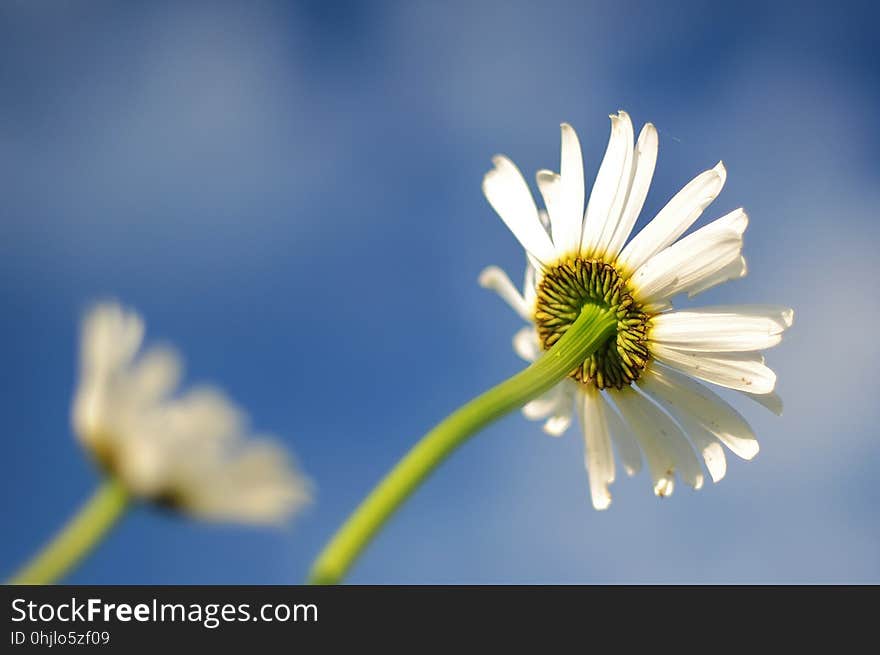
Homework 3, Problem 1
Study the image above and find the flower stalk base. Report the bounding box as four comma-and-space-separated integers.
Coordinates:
307, 303, 617, 584
8, 478, 129, 585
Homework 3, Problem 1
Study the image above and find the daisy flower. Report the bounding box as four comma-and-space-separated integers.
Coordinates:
71, 302, 311, 524
480, 111, 793, 509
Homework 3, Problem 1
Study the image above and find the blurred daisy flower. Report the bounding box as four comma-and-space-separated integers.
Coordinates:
480, 111, 793, 509
72, 302, 311, 524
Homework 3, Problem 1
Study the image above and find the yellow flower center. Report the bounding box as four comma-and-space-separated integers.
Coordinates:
534, 257, 651, 389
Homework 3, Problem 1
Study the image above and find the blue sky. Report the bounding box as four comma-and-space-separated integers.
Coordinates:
2, 0, 878, 583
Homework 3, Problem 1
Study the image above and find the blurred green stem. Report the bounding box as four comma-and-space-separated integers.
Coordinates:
307, 303, 616, 584
8, 478, 129, 584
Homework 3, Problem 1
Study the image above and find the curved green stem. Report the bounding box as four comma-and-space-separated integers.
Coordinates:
307, 303, 616, 584
8, 478, 130, 584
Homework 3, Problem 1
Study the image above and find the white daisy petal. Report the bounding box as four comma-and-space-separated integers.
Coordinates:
180, 441, 312, 525
650, 304, 793, 352
643, 363, 760, 459
611, 390, 675, 496
581, 112, 633, 257
523, 382, 566, 419
80, 303, 145, 379
739, 389, 784, 415
526, 253, 544, 279
618, 161, 727, 272
613, 387, 704, 494
600, 392, 643, 476
687, 255, 748, 298
605, 123, 659, 259
593, 112, 636, 259
116, 433, 170, 497
536, 170, 563, 238
543, 412, 573, 437
537, 208, 551, 233
545, 383, 577, 436
165, 388, 244, 446
483, 155, 556, 263
74, 304, 149, 445
634, 234, 742, 305
629, 208, 747, 303
522, 379, 576, 437
483, 112, 792, 509
710, 205, 748, 234
512, 327, 540, 362
638, 373, 728, 482
128, 347, 182, 408
692, 438, 726, 483
555, 123, 586, 254
479, 265, 531, 321
686, 304, 794, 329
71, 302, 312, 525
652, 344, 776, 394
523, 259, 538, 310
577, 387, 616, 510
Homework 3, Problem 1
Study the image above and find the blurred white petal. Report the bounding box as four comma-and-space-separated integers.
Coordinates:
479, 265, 531, 321
71, 302, 311, 525
513, 327, 540, 362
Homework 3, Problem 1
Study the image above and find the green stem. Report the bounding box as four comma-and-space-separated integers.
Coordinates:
8, 478, 130, 585
307, 303, 616, 584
